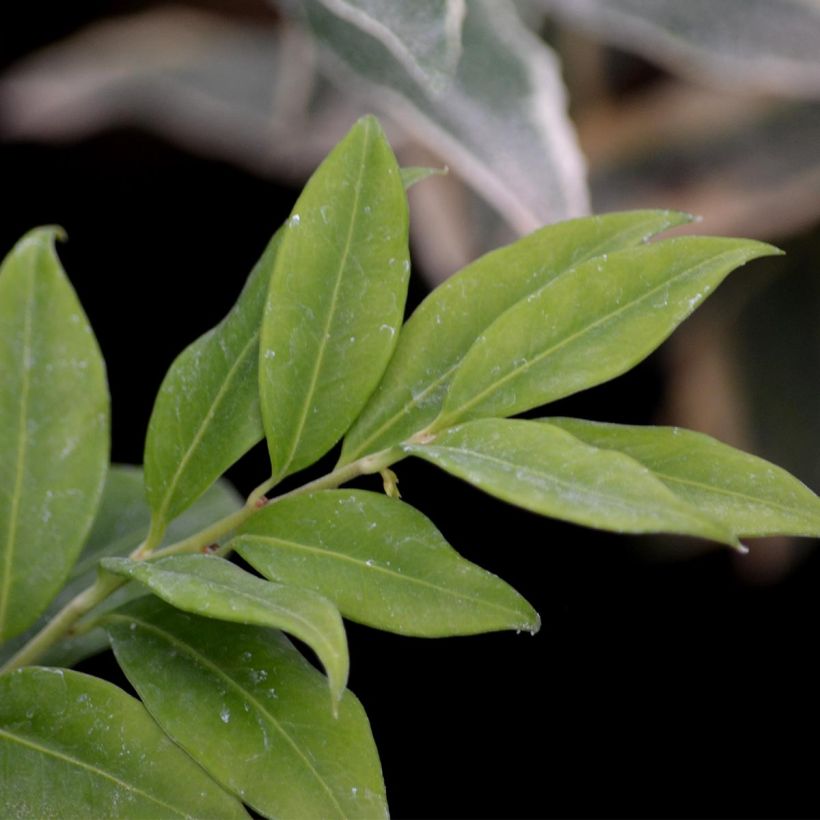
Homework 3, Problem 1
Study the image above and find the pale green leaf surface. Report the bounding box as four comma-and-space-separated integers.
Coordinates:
545, 418, 820, 538
260, 115, 409, 479
0, 469, 242, 669
0, 666, 247, 819
400, 164, 446, 189
101, 554, 348, 702
404, 419, 738, 545
316, 0, 465, 88
436, 237, 780, 428
305, 0, 588, 234
106, 597, 388, 819
0, 228, 109, 642
233, 489, 539, 636
341, 210, 691, 462
144, 231, 280, 536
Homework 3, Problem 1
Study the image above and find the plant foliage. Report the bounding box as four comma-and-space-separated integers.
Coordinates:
1, 116, 818, 817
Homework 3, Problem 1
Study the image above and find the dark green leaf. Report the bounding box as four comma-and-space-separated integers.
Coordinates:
0, 666, 247, 818
102, 554, 348, 703
435, 237, 780, 428
0, 228, 109, 641
233, 489, 539, 636
106, 597, 388, 819
404, 418, 739, 545
144, 231, 280, 537
260, 115, 409, 479
342, 210, 691, 461
545, 418, 820, 538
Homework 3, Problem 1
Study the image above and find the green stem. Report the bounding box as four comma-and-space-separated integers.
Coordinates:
0, 445, 405, 674
0, 572, 124, 675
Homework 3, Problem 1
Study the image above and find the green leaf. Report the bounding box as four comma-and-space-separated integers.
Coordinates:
0, 228, 109, 642
400, 164, 446, 189
101, 554, 348, 703
544, 418, 820, 538
233, 489, 539, 637
404, 418, 739, 546
106, 597, 388, 819
0, 666, 247, 818
0, 469, 242, 669
144, 230, 280, 537
260, 115, 409, 479
435, 237, 781, 429
341, 210, 691, 462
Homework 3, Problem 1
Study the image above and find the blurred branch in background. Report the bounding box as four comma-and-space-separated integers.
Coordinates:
2, 0, 819, 581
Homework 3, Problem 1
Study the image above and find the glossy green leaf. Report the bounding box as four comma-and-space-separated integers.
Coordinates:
101, 554, 348, 703
144, 230, 281, 537
0, 228, 109, 642
233, 489, 539, 636
106, 597, 388, 819
260, 115, 409, 479
341, 210, 691, 462
545, 418, 820, 538
0, 468, 242, 669
0, 666, 247, 818
435, 237, 781, 429
405, 418, 739, 546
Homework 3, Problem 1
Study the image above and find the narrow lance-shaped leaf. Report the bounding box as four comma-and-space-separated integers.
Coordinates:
233, 489, 539, 637
106, 596, 388, 819
260, 114, 410, 479
544, 418, 820, 538
0, 666, 248, 819
144, 230, 281, 538
0, 228, 109, 642
341, 210, 691, 462
0, 469, 243, 669
404, 418, 739, 546
435, 237, 781, 429
102, 554, 348, 703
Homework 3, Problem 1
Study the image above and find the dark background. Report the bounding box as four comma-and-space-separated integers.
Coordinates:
4, 6, 820, 819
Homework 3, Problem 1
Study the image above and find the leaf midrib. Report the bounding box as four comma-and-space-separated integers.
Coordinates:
241, 534, 528, 621
0, 726, 191, 817
438, 248, 744, 426
108, 614, 348, 819
279, 123, 372, 477
0, 266, 35, 636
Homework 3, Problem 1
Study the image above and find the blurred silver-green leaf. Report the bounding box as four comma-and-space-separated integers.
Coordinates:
234, 489, 540, 636
102, 554, 348, 704
0, 666, 248, 818
405, 418, 738, 545
542, 0, 820, 98
0, 228, 109, 642
106, 596, 388, 819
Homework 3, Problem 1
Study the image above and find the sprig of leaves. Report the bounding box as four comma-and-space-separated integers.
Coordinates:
1, 115, 818, 817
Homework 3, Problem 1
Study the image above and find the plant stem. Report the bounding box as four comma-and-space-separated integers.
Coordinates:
0, 445, 405, 673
